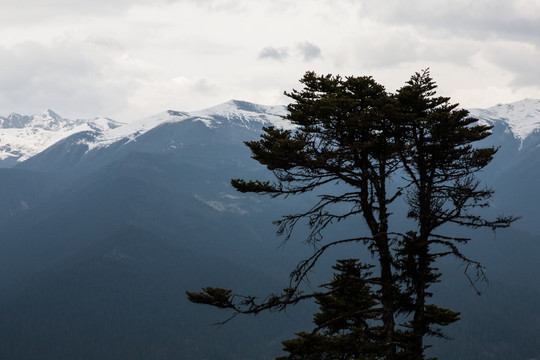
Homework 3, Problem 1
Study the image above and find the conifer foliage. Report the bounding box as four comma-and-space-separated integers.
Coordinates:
276, 260, 383, 360
187, 70, 515, 359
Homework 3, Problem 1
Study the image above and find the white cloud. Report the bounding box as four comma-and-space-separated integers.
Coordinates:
480, 41, 540, 87
0, 40, 153, 119
0, 0, 539, 120
0, 0, 187, 24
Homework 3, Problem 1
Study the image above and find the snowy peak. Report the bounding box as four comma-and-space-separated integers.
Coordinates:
84, 100, 291, 151
0, 110, 126, 164
85, 109, 190, 150
199, 99, 286, 116
0, 113, 33, 129
86, 117, 125, 132
470, 99, 540, 140
1, 110, 77, 131
30, 109, 83, 131
191, 99, 292, 130
41, 109, 63, 122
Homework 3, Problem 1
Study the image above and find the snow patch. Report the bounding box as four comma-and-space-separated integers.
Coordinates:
191, 100, 294, 130
194, 193, 248, 215
470, 99, 540, 141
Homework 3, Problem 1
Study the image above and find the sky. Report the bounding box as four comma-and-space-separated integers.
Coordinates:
1, 0, 540, 122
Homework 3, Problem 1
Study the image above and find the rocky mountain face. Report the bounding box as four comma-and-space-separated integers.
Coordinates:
0, 99, 539, 359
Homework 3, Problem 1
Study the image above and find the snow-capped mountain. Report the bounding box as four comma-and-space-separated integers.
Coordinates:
0, 100, 289, 167
0, 109, 124, 166
4, 98, 540, 169
470, 98, 540, 142
83, 100, 291, 151
190, 100, 291, 130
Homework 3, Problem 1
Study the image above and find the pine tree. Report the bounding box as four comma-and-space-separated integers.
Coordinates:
393, 70, 516, 359
186, 70, 515, 360
231, 72, 403, 358
277, 260, 383, 360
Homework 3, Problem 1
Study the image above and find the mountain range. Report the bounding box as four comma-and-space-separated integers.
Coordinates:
0, 99, 539, 359
0, 101, 290, 168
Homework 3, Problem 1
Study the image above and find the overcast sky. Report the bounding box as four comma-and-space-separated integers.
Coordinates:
1, 0, 539, 122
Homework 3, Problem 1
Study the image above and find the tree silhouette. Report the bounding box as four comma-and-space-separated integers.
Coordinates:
187, 70, 515, 359
277, 259, 382, 360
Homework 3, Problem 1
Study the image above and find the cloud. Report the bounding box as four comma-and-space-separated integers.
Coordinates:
172, 76, 219, 94
481, 41, 540, 88
357, 0, 540, 44
0, 0, 248, 27
258, 42, 321, 62
178, 0, 245, 12
0, 0, 186, 23
297, 41, 321, 62
1, 0, 539, 121
0, 40, 150, 119
258, 46, 289, 61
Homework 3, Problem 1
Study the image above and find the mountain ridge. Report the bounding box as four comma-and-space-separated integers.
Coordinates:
0, 100, 290, 167
3, 98, 540, 167
0, 110, 124, 166
470, 98, 540, 142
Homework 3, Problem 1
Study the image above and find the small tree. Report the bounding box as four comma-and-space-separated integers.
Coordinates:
277, 259, 383, 360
